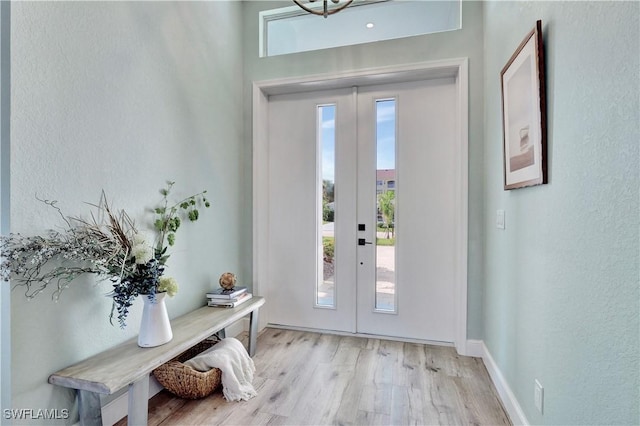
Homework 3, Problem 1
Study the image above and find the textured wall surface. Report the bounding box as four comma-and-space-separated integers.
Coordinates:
8, 1, 639, 423
242, 0, 486, 339
10, 2, 244, 420
483, 2, 639, 424
0, 0, 9, 414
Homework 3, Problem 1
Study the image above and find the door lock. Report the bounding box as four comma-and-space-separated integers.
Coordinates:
358, 238, 373, 246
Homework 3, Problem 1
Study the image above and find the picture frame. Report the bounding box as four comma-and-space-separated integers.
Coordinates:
500, 20, 547, 190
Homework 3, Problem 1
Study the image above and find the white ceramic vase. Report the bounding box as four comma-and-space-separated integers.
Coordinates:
138, 293, 173, 348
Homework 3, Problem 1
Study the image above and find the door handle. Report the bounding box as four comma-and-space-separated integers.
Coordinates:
358, 238, 373, 246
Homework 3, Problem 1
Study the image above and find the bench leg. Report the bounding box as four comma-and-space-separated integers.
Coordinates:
78, 390, 102, 426
127, 374, 149, 426
248, 309, 259, 357
215, 328, 226, 340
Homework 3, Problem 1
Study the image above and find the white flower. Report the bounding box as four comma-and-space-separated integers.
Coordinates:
131, 233, 153, 265
132, 233, 149, 246
157, 276, 178, 297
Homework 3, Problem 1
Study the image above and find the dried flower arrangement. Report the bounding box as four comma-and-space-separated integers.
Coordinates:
0, 181, 210, 327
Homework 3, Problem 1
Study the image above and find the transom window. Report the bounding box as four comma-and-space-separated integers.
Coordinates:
259, 0, 461, 57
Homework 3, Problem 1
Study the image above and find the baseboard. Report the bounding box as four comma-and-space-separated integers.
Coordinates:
101, 319, 248, 426
464, 339, 484, 358
480, 341, 530, 426
101, 376, 164, 426
225, 317, 250, 337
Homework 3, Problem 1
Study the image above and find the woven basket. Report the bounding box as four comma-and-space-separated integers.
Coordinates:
153, 339, 222, 399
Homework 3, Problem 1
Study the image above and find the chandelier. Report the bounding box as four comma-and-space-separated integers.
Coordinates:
292, 0, 354, 18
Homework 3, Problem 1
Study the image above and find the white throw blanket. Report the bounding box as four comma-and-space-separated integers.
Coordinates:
184, 337, 257, 401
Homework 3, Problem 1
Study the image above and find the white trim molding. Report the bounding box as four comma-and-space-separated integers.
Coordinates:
253, 58, 470, 352
453, 58, 469, 356
464, 339, 484, 358
481, 341, 530, 426
101, 376, 164, 426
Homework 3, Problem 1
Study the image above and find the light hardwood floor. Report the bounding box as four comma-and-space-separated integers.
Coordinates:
117, 328, 510, 425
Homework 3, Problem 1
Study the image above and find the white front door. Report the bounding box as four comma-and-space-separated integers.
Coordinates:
265, 88, 358, 333
355, 80, 457, 342
264, 77, 459, 343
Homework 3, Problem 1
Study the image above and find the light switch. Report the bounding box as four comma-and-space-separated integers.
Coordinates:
496, 209, 505, 229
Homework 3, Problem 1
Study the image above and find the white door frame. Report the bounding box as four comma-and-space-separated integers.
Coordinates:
252, 58, 470, 355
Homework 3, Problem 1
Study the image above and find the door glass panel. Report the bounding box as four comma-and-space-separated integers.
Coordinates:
375, 99, 396, 312
317, 105, 336, 307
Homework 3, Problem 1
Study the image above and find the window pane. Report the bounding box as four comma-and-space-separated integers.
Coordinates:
263, 1, 462, 57
317, 105, 336, 307
375, 99, 396, 312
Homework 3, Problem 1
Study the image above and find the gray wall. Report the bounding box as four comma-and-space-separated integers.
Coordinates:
10, 2, 245, 420
0, 0, 10, 415
482, 2, 639, 424
242, 0, 487, 340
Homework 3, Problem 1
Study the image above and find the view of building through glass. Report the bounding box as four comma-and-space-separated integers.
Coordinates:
318, 104, 336, 307
316, 100, 395, 311
375, 99, 396, 311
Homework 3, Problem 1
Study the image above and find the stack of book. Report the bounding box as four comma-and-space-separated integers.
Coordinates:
206, 286, 252, 308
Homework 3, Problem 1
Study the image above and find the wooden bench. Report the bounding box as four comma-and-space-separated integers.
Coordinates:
49, 296, 265, 426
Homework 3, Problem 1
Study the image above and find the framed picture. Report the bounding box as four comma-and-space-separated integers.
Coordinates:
501, 20, 547, 190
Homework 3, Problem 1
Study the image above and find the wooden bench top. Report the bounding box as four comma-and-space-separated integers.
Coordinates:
49, 296, 265, 395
